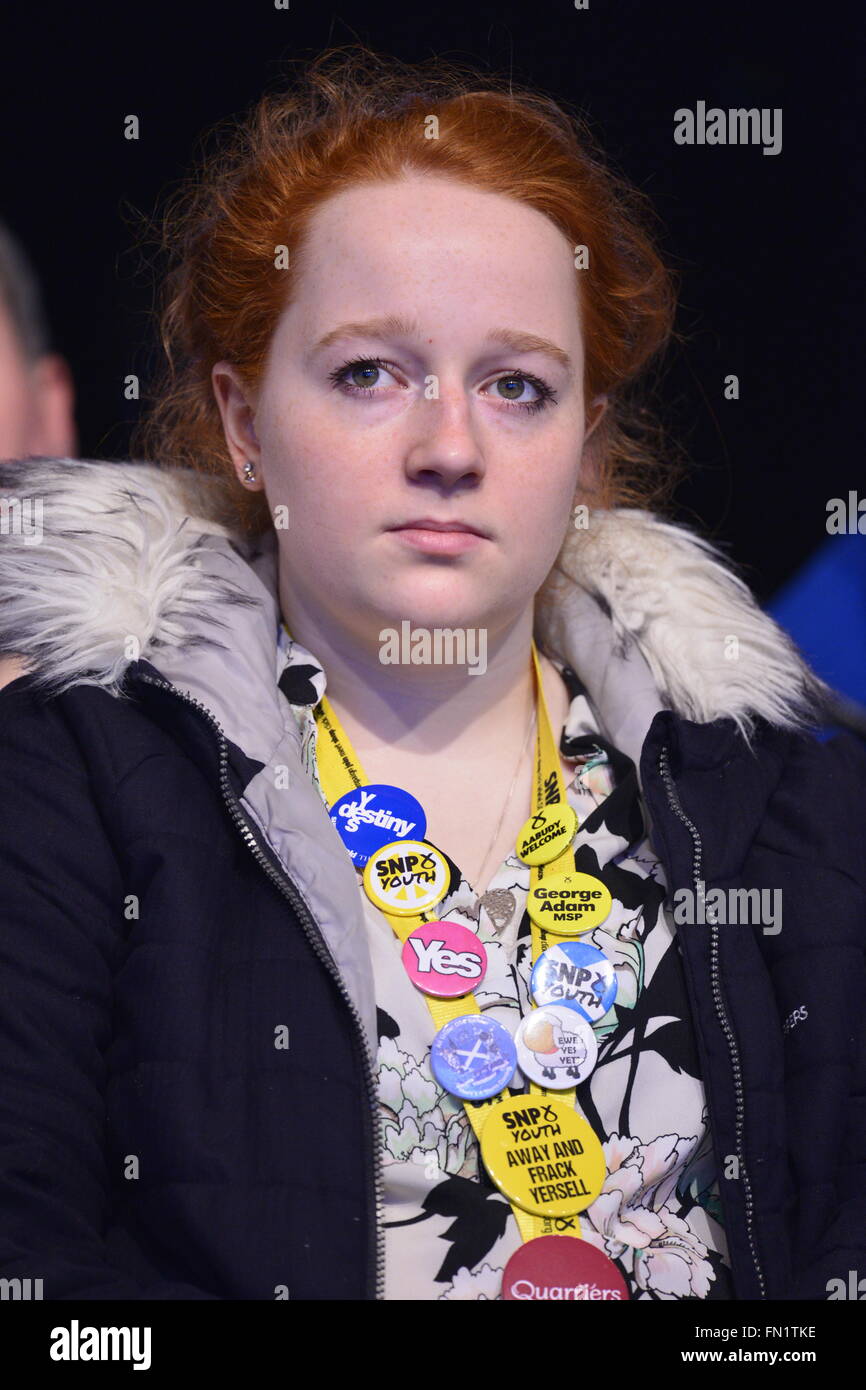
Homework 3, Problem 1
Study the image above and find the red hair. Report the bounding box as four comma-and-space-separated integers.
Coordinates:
133, 44, 684, 534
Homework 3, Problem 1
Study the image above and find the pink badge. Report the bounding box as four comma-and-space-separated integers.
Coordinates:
502, 1235, 629, 1301
401, 920, 488, 997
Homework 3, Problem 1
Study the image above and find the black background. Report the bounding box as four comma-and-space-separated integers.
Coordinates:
1, 0, 861, 599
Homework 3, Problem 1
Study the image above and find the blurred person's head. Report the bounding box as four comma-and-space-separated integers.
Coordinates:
0, 221, 77, 462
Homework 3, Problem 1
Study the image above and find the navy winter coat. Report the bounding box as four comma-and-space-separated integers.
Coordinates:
0, 458, 864, 1300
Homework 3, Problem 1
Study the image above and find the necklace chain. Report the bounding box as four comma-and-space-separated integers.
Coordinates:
473, 692, 537, 899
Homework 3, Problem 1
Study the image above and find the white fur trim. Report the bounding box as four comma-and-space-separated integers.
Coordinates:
0, 457, 830, 736
535, 509, 831, 739
0, 458, 257, 698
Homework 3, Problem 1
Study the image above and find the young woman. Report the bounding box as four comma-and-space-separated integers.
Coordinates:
0, 46, 864, 1303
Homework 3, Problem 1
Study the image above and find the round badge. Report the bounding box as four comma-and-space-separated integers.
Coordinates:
362, 839, 450, 916
526, 871, 612, 936
479, 1093, 605, 1217
402, 920, 488, 997
502, 1235, 629, 1301
430, 1014, 517, 1100
515, 803, 579, 866
530, 941, 617, 1023
514, 1006, 598, 1088
329, 783, 426, 867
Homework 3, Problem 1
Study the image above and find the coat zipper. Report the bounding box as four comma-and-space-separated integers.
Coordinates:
136, 671, 385, 1299
657, 742, 767, 1300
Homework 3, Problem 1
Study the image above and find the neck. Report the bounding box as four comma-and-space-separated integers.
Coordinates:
279, 590, 553, 766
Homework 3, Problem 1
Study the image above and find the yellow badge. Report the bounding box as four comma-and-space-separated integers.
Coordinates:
526, 871, 612, 935
362, 839, 450, 916
515, 803, 579, 865
479, 1093, 605, 1217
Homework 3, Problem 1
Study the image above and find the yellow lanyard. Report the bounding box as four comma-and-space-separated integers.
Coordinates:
291, 630, 593, 1245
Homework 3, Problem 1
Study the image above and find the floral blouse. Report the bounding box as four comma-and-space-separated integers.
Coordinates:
276, 626, 734, 1301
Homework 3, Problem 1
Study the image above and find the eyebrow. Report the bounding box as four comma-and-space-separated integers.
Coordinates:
310, 314, 573, 371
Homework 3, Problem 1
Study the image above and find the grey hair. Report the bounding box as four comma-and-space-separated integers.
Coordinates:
0, 219, 51, 360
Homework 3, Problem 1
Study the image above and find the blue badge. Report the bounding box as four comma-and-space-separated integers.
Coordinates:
430, 1015, 518, 1100
530, 941, 617, 1024
328, 783, 427, 866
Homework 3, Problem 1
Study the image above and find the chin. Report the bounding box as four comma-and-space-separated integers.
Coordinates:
374, 583, 486, 620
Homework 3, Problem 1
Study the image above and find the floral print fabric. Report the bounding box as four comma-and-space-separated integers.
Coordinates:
276, 627, 734, 1301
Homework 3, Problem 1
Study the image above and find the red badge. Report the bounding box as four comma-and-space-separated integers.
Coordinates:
502, 1235, 629, 1301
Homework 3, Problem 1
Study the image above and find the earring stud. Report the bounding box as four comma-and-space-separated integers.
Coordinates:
242, 461, 256, 483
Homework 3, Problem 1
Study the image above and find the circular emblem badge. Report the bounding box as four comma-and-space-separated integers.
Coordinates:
430, 1014, 517, 1100
514, 1006, 598, 1088
329, 783, 426, 867
502, 1235, 629, 1301
402, 920, 488, 997
530, 941, 617, 1023
479, 1093, 605, 1217
362, 839, 450, 916
515, 803, 578, 866
526, 872, 612, 936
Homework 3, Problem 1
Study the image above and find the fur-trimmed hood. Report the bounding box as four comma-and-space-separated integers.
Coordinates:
0, 456, 830, 772
0, 454, 836, 1062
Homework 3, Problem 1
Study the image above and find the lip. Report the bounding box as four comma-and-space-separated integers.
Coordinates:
387, 520, 488, 556
388, 518, 490, 537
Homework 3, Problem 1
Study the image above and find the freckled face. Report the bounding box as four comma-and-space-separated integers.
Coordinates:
253, 175, 593, 642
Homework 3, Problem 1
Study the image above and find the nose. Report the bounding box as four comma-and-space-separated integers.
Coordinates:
402, 383, 486, 489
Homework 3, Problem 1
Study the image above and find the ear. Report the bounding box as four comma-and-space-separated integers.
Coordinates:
574, 394, 609, 506
211, 361, 264, 490
585, 393, 608, 442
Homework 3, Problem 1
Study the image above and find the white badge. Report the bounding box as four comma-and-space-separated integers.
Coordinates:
514, 1005, 598, 1088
